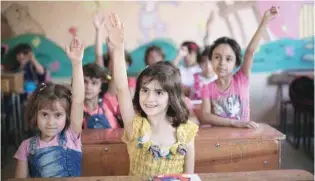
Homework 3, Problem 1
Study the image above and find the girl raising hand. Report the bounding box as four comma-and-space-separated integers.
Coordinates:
106, 12, 199, 176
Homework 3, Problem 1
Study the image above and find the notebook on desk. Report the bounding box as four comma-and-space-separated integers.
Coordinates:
152, 174, 201, 181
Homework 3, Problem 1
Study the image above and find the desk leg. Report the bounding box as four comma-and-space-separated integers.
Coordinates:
11, 93, 19, 149
1, 94, 8, 166
278, 84, 284, 132
16, 94, 23, 142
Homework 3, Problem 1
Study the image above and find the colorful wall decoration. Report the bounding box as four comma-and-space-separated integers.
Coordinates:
2, 34, 313, 78
256, 1, 314, 39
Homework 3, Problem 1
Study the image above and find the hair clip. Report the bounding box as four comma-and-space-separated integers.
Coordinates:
190, 43, 198, 51
39, 83, 47, 92
106, 74, 112, 80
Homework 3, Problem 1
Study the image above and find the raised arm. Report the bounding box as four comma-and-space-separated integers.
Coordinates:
203, 11, 215, 47
66, 37, 85, 134
29, 52, 45, 74
172, 46, 188, 67
241, 6, 279, 77
105, 12, 135, 140
93, 12, 106, 67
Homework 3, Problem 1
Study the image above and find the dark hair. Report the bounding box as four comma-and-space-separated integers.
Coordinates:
83, 63, 106, 80
103, 50, 132, 68
181, 41, 201, 63
14, 43, 32, 56
25, 83, 72, 132
144, 45, 165, 65
199, 45, 211, 64
208, 37, 242, 67
133, 61, 189, 127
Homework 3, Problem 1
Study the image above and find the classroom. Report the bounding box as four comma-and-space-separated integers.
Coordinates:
1, 1, 314, 181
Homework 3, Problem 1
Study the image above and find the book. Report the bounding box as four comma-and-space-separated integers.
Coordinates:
152, 174, 202, 181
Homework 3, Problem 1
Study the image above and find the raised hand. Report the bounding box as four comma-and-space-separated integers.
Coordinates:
66, 37, 85, 65
263, 6, 279, 22
93, 12, 105, 30
28, 52, 36, 62
105, 12, 124, 50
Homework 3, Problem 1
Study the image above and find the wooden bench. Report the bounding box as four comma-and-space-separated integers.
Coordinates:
5, 170, 313, 181
81, 123, 285, 176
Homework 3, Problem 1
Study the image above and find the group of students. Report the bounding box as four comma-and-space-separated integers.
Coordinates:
12, 6, 279, 178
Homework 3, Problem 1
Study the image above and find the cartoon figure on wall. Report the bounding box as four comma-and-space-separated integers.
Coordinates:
138, 1, 179, 44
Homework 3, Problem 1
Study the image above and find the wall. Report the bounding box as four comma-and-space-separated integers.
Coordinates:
1, 1, 314, 124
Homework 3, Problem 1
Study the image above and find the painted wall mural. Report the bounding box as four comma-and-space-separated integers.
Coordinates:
2, 34, 313, 78
138, 1, 179, 45
2, 3, 45, 36
256, 1, 314, 39
1, 2, 314, 78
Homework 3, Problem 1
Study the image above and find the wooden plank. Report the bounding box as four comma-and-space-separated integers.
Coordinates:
5, 170, 314, 181
82, 123, 285, 145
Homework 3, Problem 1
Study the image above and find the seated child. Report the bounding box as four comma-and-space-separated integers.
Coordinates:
83, 63, 120, 129
105, 13, 199, 176
201, 6, 279, 128
144, 45, 165, 66
13, 43, 50, 87
191, 46, 217, 100
14, 37, 85, 178
172, 41, 202, 97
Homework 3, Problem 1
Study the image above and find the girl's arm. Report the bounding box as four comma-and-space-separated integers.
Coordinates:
203, 11, 215, 47
66, 37, 85, 134
29, 52, 45, 74
15, 160, 28, 178
184, 138, 195, 174
201, 98, 257, 128
172, 46, 188, 67
93, 12, 106, 67
201, 98, 233, 126
106, 13, 135, 140
241, 6, 279, 77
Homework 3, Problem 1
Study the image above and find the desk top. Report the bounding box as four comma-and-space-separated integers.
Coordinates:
269, 71, 314, 85
82, 123, 285, 145
6, 170, 313, 181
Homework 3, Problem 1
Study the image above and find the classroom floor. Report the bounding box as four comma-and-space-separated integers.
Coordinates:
1, 139, 314, 180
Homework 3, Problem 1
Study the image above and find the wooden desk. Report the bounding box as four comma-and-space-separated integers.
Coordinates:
5, 170, 313, 181
81, 124, 285, 176
268, 71, 314, 132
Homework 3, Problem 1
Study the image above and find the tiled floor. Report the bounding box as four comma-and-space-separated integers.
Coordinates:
1, 139, 314, 180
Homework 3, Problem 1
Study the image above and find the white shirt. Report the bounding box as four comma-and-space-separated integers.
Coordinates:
179, 65, 201, 87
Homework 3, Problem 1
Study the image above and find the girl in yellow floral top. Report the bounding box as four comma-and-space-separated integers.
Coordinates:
104, 13, 199, 176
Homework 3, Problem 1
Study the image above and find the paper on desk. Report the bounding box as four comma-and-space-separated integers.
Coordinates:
189, 174, 202, 181
152, 174, 202, 181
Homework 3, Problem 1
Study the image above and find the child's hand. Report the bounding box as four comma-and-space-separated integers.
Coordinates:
246, 121, 259, 129
28, 52, 36, 61
105, 12, 124, 50
66, 37, 85, 66
93, 12, 105, 30
231, 120, 258, 129
263, 6, 279, 22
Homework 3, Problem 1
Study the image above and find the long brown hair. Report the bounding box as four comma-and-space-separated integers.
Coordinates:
133, 61, 189, 127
